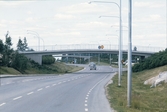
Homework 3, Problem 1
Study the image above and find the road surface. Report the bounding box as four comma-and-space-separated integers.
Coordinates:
0, 65, 116, 112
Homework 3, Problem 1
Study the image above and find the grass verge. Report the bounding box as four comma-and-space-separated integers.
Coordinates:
24, 62, 84, 74
107, 65, 167, 112
0, 67, 21, 74
0, 62, 83, 74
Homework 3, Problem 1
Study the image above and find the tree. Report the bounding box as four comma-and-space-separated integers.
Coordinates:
2, 31, 13, 66
133, 46, 137, 51
17, 37, 28, 51
17, 38, 24, 51
23, 37, 28, 50
0, 39, 4, 65
42, 55, 55, 64
11, 51, 28, 72
0, 39, 4, 53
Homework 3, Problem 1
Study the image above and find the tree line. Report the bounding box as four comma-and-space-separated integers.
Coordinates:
0, 31, 55, 73
132, 49, 167, 72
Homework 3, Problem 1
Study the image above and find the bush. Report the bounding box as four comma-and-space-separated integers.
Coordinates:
11, 51, 28, 72
132, 49, 167, 72
42, 55, 55, 64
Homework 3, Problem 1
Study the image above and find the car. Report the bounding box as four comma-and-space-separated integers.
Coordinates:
89, 62, 96, 70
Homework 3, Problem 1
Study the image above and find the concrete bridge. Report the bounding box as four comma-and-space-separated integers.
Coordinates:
19, 44, 164, 65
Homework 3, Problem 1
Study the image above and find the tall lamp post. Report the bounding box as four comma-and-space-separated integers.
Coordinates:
127, 0, 132, 107
89, 1, 122, 86
27, 30, 45, 51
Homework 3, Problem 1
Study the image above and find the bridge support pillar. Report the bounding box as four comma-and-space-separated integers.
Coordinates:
25, 54, 42, 65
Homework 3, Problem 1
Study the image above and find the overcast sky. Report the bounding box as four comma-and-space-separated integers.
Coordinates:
0, 0, 166, 50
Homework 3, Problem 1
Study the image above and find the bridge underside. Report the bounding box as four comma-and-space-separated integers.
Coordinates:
22, 49, 154, 65
25, 54, 42, 65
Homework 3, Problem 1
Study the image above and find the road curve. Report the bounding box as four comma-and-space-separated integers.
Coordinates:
0, 65, 116, 112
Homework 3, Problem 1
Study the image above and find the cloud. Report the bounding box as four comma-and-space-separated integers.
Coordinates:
27, 11, 32, 15
54, 14, 75, 20
0, 1, 32, 7
59, 2, 110, 14
134, 14, 162, 23
134, 1, 165, 8
76, 21, 109, 30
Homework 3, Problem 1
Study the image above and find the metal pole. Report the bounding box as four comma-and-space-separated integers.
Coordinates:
89, 1, 122, 86
27, 30, 41, 51
110, 54, 111, 65
89, 53, 90, 63
118, 0, 122, 86
166, 0, 167, 48
127, 0, 132, 107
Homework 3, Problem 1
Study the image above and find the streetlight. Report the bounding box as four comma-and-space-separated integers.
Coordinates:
127, 0, 132, 107
89, 0, 122, 86
27, 30, 45, 51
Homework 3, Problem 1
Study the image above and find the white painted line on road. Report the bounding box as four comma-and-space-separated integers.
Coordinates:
85, 97, 88, 100
45, 86, 50, 88
85, 104, 88, 106
52, 84, 57, 86
85, 100, 87, 103
37, 88, 43, 91
27, 92, 34, 95
6, 82, 11, 84
0, 103, 6, 107
13, 96, 22, 100
85, 108, 88, 111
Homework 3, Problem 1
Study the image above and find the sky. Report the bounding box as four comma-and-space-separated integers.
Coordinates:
0, 0, 166, 50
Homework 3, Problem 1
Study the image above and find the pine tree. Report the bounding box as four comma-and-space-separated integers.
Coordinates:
3, 31, 13, 66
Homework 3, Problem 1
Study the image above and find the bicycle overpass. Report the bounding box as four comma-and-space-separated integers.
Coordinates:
19, 44, 164, 65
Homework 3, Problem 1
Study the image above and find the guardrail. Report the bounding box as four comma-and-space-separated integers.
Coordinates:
20, 44, 165, 52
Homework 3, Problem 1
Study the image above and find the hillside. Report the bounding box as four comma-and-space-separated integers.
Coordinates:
107, 65, 167, 112
0, 62, 83, 75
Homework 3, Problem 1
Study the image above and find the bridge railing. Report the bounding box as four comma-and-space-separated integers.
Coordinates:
27, 44, 165, 53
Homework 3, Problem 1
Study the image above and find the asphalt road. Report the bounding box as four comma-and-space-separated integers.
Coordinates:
0, 65, 116, 112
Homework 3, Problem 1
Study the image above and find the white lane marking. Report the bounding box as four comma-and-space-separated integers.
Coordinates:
52, 84, 57, 86
85, 97, 88, 100
45, 86, 50, 88
85, 104, 88, 106
6, 82, 11, 84
37, 88, 43, 91
13, 96, 22, 100
27, 92, 34, 95
85, 108, 88, 111
85, 100, 87, 103
0, 103, 6, 107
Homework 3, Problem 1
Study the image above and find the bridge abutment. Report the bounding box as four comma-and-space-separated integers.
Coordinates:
25, 54, 42, 65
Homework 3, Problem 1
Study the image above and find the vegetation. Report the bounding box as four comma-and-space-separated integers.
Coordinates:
24, 61, 83, 74
133, 49, 167, 72
0, 31, 83, 74
0, 66, 21, 74
42, 55, 55, 64
107, 65, 167, 112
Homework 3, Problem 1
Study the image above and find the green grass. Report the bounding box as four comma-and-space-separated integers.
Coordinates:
0, 67, 21, 74
107, 65, 167, 112
0, 62, 83, 75
24, 62, 84, 74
